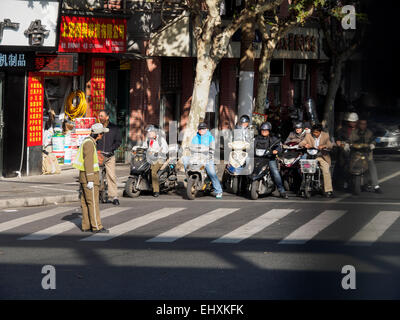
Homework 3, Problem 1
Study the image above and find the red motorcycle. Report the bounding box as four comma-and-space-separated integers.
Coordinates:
278, 142, 304, 194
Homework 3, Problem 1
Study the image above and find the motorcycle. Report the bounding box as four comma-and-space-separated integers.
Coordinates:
247, 139, 281, 200
348, 143, 371, 195
299, 148, 325, 199
185, 145, 214, 200
279, 142, 304, 193
124, 146, 178, 198
223, 140, 251, 195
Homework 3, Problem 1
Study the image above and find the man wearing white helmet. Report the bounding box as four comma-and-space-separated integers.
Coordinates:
73, 123, 110, 233
334, 112, 359, 190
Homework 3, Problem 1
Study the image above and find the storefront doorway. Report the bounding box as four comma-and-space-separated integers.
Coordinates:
0, 73, 4, 175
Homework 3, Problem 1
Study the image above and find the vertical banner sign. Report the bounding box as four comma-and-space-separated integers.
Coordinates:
27, 73, 44, 147
90, 57, 106, 118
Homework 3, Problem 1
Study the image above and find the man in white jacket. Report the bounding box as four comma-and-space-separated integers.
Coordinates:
143, 125, 169, 197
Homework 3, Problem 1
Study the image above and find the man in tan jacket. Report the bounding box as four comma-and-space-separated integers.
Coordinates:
299, 124, 334, 198
73, 123, 110, 233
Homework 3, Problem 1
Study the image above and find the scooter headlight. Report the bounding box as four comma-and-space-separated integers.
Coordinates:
307, 149, 318, 156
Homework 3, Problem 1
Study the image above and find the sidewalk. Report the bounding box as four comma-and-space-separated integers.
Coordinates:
0, 162, 227, 209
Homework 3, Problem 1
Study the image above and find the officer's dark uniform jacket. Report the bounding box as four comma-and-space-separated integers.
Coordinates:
97, 121, 122, 153
254, 135, 282, 159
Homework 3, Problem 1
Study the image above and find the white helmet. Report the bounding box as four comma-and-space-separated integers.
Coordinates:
345, 112, 359, 122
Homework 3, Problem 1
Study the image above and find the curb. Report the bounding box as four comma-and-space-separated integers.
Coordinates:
0, 190, 125, 210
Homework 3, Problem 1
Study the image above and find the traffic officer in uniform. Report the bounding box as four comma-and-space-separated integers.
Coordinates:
73, 123, 110, 233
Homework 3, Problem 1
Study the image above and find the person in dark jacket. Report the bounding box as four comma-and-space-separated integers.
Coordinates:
97, 110, 122, 205
254, 122, 288, 199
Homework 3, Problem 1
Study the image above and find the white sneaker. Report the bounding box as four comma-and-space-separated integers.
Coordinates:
216, 193, 223, 199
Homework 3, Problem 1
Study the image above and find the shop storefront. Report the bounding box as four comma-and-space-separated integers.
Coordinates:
0, 0, 61, 177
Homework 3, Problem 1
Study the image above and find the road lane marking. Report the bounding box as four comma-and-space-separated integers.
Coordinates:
0, 207, 71, 233
378, 170, 400, 184
147, 208, 240, 243
279, 210, 346, 245
347, 211, 400, 246
81, 207, 186, 242
212, 209, 294, 244
18, 207, 128, 240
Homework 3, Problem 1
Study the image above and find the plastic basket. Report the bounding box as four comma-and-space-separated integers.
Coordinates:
300, 159, 318, 174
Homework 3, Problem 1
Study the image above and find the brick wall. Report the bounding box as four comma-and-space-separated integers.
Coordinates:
129, 57, 161, 143
180, 58, 194, 131
219, 58, 238, 130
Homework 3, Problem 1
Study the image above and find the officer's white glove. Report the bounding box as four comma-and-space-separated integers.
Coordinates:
370, 144, 375, 150
87, 182, 94, 190
343, 143, 350, 152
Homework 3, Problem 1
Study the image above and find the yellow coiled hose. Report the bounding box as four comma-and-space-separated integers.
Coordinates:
65, 90, 87, 120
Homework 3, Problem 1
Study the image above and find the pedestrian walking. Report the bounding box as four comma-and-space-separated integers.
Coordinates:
73, 123, 110, 233
97, 109, 122, 205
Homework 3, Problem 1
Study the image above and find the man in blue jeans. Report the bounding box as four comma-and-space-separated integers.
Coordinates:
254, 122, 288, 199
182, 122, 223, 199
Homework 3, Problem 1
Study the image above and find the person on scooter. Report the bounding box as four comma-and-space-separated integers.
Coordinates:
182, 122, 223, 199
334, 112, 359, 190
285, 122, 306, 145
234, 115, 253, 142
143, 125, 169, 197
299, 124, 334, 198
348, 118, 382, 193
254, 122, 288, 199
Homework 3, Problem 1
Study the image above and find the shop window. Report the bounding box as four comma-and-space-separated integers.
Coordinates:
44, 77, 73, 122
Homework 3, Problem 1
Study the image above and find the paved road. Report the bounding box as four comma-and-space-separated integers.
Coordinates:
0, 154, 399, 300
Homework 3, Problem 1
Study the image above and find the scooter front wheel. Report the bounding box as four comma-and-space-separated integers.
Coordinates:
250, 181, 259, 200
353, 175, 361, 195
186, 177, 198, 200
124, 176, 141, 198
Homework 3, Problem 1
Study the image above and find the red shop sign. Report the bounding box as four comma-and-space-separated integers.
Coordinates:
58, 16, 126, 53
90, 57, 106, 118
27, 73, 44, 147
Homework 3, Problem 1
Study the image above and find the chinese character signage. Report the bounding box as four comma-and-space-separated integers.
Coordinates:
35, 53, 78, 73
0, 0, 60, 49
0, 52, 27, 68
90, 58, 106, 118
58, 16, 126, 53
27, 73, 44, 147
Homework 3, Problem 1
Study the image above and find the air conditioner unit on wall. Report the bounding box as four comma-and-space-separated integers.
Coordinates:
292, 63, 307, 80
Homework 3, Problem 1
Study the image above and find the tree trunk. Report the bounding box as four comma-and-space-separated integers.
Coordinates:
255, 40, 275, 114
181, 55, 216, 154
322, 57, 344, 137
238, 16, 255, 120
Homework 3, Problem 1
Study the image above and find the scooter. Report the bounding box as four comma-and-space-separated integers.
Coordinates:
348, 143, 371, 195
279, 142, 304, 193
247, 139, 281, 200
299, 148, 325, 199
124, 146, 177, 197
223, 140, 251, 195
185, 145, 213, 200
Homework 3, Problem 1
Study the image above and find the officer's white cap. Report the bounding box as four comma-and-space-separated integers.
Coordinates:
91, 123, 109, 134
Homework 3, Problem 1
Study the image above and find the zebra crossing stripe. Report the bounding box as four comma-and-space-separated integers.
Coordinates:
0, 207, 72, 233
147, 208, 240, 243
18, 207, 128, 241
212, 209, 294, 244
347, 211, 400, 246
80, 207, 186, 242
279, 210, 346, 245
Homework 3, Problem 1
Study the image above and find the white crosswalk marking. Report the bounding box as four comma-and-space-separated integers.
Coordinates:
279, 210, 346, 245
212, 209, 294, 244
347, 211, 400, 246
18, 207, 128, 241
147, 208, 240, 243
0, 207, 72, 233
81, 207, 186, 242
